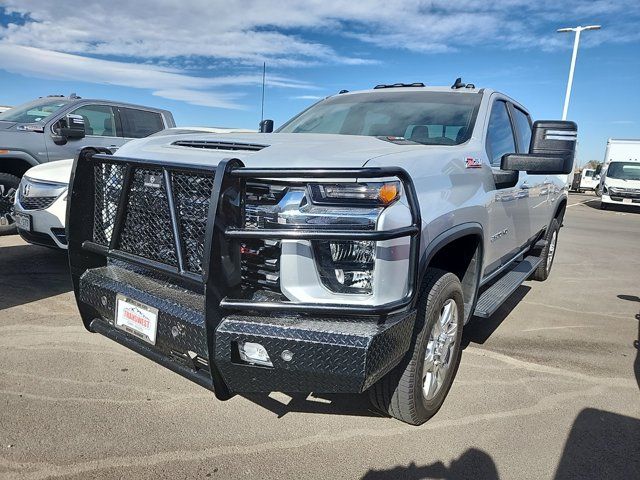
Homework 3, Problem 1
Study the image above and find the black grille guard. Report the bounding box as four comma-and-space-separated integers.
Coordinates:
67, 151, 422, 396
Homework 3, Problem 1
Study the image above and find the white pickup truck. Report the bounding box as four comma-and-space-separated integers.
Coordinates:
67, 82, 576, 424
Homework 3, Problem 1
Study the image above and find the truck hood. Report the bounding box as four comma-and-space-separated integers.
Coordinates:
115, 132, 425, 168
25, 159, 74, 184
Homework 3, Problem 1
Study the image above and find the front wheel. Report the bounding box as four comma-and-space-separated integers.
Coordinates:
0, 173, 20, 236
369, 269, 464, 425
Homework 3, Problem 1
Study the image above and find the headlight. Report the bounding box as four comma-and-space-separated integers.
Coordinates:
308, 182, 400, 206
313, 240, 375, 294
607, 186, 619, 194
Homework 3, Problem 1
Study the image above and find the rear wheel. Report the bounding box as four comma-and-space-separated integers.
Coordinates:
369, 268, 464, 425
0, 173, 20, 236
532, 218, 559, 281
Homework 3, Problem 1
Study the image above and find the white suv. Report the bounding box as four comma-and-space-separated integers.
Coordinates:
14, 127, 255, 249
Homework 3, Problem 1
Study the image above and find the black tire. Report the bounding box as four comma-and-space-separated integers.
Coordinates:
532, 218, 560, 281
369, 268, 464, 425
0, 172, 20, 236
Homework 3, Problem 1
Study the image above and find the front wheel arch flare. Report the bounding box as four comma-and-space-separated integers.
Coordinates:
416, 224, 484, 323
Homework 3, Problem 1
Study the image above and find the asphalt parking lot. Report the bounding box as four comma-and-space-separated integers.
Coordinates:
0, 192, 638, 480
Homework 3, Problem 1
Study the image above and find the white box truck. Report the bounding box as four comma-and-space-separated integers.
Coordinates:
599, 139, 640, 209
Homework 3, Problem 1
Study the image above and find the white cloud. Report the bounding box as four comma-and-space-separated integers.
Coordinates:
0, 0, 638, 109
2, 0, 637, 63
0, 45, 315, 109
292, 95, 324, 100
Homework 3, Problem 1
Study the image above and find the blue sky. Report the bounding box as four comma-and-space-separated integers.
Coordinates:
0, 0, 638, 165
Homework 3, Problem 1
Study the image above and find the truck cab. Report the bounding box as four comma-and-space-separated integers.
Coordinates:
0, 95, 175, 233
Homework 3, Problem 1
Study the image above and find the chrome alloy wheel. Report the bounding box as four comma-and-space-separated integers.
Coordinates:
423, 298, 459, 400
546, 230, 557, 273
0, 183, 16, 227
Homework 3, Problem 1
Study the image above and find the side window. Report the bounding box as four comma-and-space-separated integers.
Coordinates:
486, 101, 516, 167
511, 107, 532, 153
121, 108, 165, 138
71, 105, 117, 137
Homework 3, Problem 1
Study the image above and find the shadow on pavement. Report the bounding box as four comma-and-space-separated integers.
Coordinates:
462, 285, 531, 348
554, 408, 640, 479
616, 294, 640, 389
241, 392, 380, 418
361, 448, 499, 479
582, 198, 640, 214
0, 244, 71, 310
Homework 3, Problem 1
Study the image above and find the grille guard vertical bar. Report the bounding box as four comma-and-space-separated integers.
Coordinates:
109, 164, 133, 250
163, 168, 186, 273
202, 158, 245, 400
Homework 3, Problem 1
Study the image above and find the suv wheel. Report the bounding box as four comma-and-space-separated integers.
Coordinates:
532, 218, 560, 281
0, 173, 20, 236
369, 268, 464, 425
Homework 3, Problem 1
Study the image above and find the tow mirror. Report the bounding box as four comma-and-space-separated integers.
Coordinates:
501, 120, 577, 174
259, 119, 274, 133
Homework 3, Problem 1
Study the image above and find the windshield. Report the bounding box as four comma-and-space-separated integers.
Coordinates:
278, 91, 481, 145
607, 162, 640, 181
0, 98, 70, 123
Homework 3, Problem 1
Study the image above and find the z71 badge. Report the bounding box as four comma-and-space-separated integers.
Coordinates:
465, 157, 482, 168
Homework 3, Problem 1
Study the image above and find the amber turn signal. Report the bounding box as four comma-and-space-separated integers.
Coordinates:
378, 182, 399, 204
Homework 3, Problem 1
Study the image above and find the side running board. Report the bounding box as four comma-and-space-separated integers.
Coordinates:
473, 255, 542, 318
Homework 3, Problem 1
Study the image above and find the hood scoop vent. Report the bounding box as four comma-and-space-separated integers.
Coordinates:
172, 140, 268, 152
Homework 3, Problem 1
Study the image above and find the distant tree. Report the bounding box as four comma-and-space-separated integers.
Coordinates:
583, 160, 601, 170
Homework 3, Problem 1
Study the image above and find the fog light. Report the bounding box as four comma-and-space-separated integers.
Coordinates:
313, 240, 375, 294
238, 341, 273, 367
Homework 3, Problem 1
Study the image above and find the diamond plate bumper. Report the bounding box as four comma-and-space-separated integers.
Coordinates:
78, 264, 416, 394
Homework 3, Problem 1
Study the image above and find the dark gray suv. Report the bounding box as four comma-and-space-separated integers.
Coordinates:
0, 95, 175, 234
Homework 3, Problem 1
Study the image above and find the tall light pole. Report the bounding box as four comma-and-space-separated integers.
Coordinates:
557, 25, 601, 120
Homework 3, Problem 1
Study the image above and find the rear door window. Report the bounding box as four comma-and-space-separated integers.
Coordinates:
70, 105, 117, 137
120, 108, 165, 138
511, 107, 533, 153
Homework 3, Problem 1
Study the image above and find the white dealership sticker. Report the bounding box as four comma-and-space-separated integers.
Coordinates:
115, 295, 158, 345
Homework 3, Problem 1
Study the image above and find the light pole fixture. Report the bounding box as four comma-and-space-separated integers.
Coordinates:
557, 25, 601, 120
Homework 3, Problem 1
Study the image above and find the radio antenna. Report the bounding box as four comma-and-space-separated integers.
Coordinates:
260, 62, 266, 123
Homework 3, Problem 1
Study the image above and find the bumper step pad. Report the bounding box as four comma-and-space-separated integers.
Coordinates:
474, 255, 542, 318
216, 311, 416, 394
